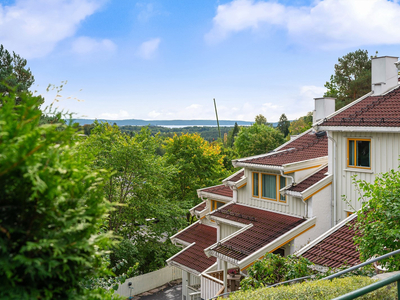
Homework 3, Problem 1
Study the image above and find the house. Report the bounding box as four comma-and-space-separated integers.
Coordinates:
167, 55, 400, 300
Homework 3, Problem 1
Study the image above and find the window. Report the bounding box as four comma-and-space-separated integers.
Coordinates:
252, 172, 286, 203
348, 138, 371, 168
210, 200, 225, 211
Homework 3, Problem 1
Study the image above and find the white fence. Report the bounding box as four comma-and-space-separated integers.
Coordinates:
201, 273, 223, 300
116, 266, 181, 297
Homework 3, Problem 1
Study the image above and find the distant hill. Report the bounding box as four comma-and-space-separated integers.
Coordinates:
71, 118, 260, 127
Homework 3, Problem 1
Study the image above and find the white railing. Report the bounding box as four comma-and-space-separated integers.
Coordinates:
116, 266, 181, 297
201, 273, 224, 300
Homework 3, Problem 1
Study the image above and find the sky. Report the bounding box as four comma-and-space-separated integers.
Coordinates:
2, 0, 400, 122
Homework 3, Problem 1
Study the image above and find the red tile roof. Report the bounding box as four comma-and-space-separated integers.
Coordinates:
240, 132, 327, 166
301, 218, 360, 268
171, 223, 217, 273
227, 170, 244, 182
194, 201, 207, 212
210, 204, 305, 261
288, 167, 329, 193
320, 87, 400, 127
201, 184, 233, 198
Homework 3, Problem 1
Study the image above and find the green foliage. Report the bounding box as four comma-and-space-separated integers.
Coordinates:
234, 123, 285, 157
226, 122, 240, 148
353, 170, 400, 270
163, 133, 228, 220
240, 254, 315, 291
230, 276, 396, 300
111, 238, 180, 275
255, 114, 267, 125
0, 90, 116, 299
288, 112, 313, 137
324, 49, 372, 110
79, 123, 185, 274
277, 113, 290, 137
119, 125, 232, 143
0, 45, 34, 94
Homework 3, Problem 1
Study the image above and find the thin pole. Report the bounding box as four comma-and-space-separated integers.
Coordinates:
213, 98, 221, 140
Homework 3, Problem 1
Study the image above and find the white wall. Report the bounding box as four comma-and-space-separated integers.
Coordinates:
332, 131, 400, 224
116, 266, 181, 298
238, 168, 306, 217
293, 185, 332, 252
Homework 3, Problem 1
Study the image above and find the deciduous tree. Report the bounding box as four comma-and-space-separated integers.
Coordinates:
234, 123, 285, 157
79, 123, 184, 274
353, 169, 400, 270
163, 133, 228, 221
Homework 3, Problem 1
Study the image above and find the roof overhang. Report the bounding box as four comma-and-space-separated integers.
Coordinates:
283, 171, 333, 201
197, 185, 233, 202
204, 217, 317, 270
295, 213, 357, 257
316, 126, 400, 133
282, 156, 328, 174
222, 168, 245, 183
166, 244, 202, 276
189, 201, 208, 218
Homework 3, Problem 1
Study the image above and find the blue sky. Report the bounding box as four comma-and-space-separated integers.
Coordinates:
2, 0, 400, 122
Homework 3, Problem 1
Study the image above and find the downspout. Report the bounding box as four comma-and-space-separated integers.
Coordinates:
327, 132, 337, 226
279, 169, 306, 215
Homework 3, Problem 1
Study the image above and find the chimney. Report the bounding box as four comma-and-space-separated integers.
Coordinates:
313, 97, 335, 124
371, 56, 399, 95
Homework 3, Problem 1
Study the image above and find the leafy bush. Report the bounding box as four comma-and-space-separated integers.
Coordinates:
0, 91, 116, 299
230, 276, 396, 300
240, 254, 315, 291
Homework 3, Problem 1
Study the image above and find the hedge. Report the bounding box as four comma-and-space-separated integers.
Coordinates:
226, 276, 397, 300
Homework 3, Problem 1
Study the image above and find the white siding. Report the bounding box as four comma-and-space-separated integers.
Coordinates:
201, 275, 223, 300
220, 223, 240, 240
333, 131, 400, 224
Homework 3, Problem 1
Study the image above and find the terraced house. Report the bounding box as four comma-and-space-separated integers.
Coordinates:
167, 55, 400, 300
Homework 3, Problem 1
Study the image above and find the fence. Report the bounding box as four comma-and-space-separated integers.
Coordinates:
115, 266, 181, 297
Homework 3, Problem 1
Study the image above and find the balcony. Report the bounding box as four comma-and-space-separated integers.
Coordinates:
201, 267, 242, 299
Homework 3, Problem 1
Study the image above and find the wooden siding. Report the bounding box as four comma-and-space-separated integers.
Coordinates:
333, 131, 400, 223
236, 168, 306, 217
220, 223, 240, 240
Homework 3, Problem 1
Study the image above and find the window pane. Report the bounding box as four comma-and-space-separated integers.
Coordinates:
348, 140, 355, 166
216, 201, 224, 209
357, 140, 370, 167
280, 176, 286, 201
262, 174, 276, 199
253, 173, 259, 197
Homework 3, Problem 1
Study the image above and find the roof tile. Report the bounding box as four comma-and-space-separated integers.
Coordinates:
210, 204, 306, 261
201, 184, 233, 198
288, 167, 329, 193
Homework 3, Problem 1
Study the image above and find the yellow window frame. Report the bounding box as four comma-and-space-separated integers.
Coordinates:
347, 138, 371, 169
210, 200, 225, 211
252, 172, 286, 203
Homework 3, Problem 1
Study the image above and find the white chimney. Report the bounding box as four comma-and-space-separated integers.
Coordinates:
313, 97, 335, 124
371, 56, 399, 95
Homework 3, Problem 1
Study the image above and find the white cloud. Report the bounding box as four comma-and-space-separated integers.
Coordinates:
71, 36, 116, 54
137, 38, 161, 59
99, 110, 130, 120
148, 110, 161, 118
0, 0, 105, 58
186, 104, 202, 110
206, 0, 400, 48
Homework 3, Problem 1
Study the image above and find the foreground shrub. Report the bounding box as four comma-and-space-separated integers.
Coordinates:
0, 91, 116, 299
230, 276, 396, 300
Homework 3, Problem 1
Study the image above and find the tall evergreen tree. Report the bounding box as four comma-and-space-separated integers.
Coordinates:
277, 114, 290, 137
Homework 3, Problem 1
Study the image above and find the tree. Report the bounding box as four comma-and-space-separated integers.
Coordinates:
234, 123, 285, 157
277, 114, 290, 137
79, 123, 184, 274
288, 112, 313, 137
163, 133, 228, 222
255, 114, 267, 125
353, 169, 400, 271
0, 44, 34, 93
324, 49, 372, 110
0, 91, 116, 299
227, 122, 240, 148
